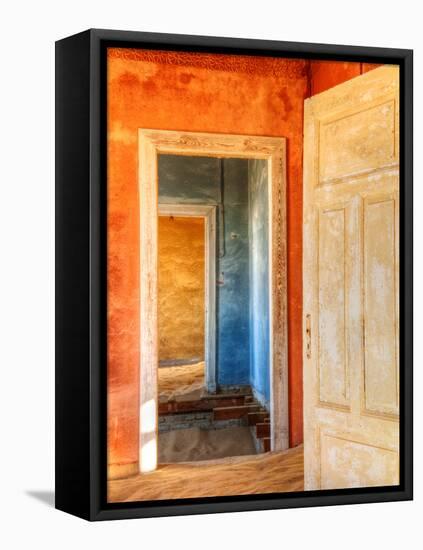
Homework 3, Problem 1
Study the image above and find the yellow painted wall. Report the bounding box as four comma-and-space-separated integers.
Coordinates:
158, 216, 205, 362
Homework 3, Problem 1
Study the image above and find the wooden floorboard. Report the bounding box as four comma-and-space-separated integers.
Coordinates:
159, 394, 247, 415
213, 404, 261, 420
108, 445, 304, 503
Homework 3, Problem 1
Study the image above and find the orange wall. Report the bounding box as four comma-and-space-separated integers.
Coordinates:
107, 48, 309, 472
310, 61, 382, 95
158, 216, 205, 362
107, 47, 382, 473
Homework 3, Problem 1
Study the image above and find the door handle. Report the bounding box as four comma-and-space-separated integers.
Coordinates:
305, 314, 311, 359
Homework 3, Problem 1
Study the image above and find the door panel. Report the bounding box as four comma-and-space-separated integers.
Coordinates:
319, 99, 397, 183
303, 66, 399, 490
318, 204, 350, 409
320, 432, 399, 489
363, 193, 399, 417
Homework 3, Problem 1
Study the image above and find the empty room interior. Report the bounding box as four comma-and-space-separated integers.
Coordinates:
107, 47, 399, 502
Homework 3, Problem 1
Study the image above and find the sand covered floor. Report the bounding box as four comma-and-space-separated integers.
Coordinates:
158, 361, 204, 401
159, 426, 257, 463
108, 445, 304, 502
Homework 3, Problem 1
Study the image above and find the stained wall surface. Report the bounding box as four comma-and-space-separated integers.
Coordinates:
159, 155, 251, 387
309, 61, 382, 95
107, 49, 379, 473
158, 216, 205, 363
216, 160, 250, 387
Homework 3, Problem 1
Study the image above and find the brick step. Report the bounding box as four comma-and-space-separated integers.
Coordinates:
207, 390, 252, 400
262, 437, 271, 453
159, 395, 247, 415
247, 411, 270, 425
213, 404, 261, 421
255, 422, 270, 439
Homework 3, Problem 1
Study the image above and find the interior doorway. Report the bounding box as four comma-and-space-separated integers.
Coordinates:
157, 157, 273, 464
158, 204, 217, 394
158, 214, 206, 408
138, 130, 288, 473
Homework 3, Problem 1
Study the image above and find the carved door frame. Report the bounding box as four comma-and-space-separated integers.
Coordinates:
138, 129, 288, 472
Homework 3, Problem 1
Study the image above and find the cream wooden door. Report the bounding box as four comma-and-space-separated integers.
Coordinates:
303, 66, 399, 490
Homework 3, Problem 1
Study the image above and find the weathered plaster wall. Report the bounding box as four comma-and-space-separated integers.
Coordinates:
217, 160, 250, 387
158, 155, 250, 387
108, 48, 309, 472
309, 61, 382, 95
248, 159, 270, 406
159, 155, 221, 205
158, 216, 205, 363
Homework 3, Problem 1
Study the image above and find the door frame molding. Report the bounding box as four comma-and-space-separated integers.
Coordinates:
138, 128, 288, 473
158, 203, 217, 393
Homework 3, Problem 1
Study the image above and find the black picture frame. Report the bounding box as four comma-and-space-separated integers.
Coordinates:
55, 28, 413, 521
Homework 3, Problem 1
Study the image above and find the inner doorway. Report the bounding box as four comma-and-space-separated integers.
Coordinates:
158, 215, 206, 402
158, 204, 217, 396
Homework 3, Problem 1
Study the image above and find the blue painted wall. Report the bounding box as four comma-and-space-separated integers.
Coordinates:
217, 160, 250, 387
248, 159, 270, 406
159, 155, 221, 205
158, 155, 250, 388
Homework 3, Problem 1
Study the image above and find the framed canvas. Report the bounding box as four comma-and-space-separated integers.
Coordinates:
55, 28, 413, 521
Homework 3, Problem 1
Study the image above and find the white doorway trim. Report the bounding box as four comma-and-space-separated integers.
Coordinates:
158, 203, 217, 393
138, 129, 288, 473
